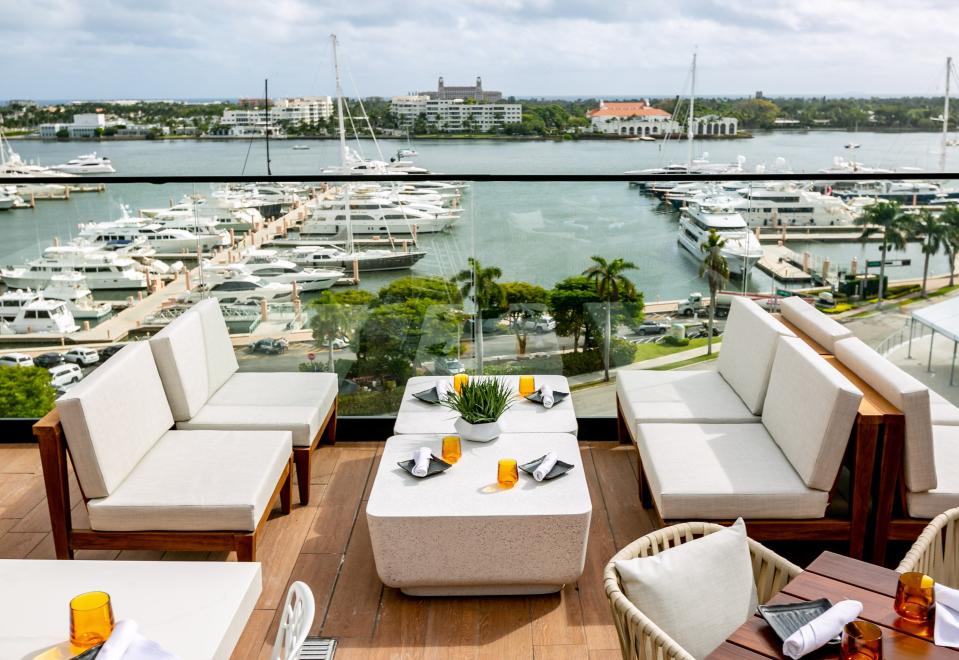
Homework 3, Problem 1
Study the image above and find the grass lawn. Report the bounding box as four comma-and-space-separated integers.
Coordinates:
633, 336, 713, 361
650, 352, 719, 370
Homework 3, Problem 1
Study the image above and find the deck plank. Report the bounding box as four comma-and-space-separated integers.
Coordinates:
423, 598, 480, 660
302, 448, 375, 554
590, 443, 652, 551
320, 511, 383, 639
530, 584, 586, 647
534, 645, 590, 660
369, 587, 430, 660
476, 596, 533, 660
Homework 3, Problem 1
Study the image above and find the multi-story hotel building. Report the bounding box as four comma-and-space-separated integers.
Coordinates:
390, 95, 522, 132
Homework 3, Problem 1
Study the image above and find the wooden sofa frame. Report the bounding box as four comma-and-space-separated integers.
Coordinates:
293, 399, 337, 505
34, 409, 294, 562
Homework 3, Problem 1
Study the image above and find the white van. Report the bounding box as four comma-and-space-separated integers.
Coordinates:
48, 363, 83, 388
0, 353, 35, 368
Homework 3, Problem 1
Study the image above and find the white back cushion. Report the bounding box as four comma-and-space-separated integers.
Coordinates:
194, 299, 239, 396
716, 297, 795, 414
57, 343, 174, 499
149, 311, 210, 421
780, 296, 853, 352
615, 519, 758, 659
833, 337, 936, 492
762, 337, 863, 491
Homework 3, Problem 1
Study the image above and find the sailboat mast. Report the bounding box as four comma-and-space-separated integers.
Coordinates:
264, 79, 272, 176
942, 56, 952, 173
331, 34, 348, 167
687, 52, 697, 167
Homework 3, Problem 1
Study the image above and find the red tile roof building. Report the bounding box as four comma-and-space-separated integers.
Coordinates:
586, 100, 671, 119
586, 100, 738, 137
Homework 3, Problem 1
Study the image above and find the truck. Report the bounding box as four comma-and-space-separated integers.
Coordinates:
676, 292, 737, 318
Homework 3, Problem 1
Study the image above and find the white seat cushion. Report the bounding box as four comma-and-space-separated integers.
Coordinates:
149, 311, 210, 421
177, 372, 337, 447
906, 425, 959, 519
617, 369, 759, 439
930, 390, 959, 426
833, 337, 936, 492
193, 299, 240, 394
763, 337, 863, 491
715, 297, 795, 414
780, 296, 853, 352
615, 519, 758, 659
87, 429, 292, 532
57, 343, 174, 499
636, 423, 830, 519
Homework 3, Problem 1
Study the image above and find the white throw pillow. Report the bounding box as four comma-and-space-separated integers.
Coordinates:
614, 519, 758, 660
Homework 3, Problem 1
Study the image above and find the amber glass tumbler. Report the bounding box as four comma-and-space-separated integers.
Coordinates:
70, 591, 114, 652
453, 373, 469, 394
518, 375, 536, 397
441, 436, 462, 464
840, 620, 882, 660
894, 572, 935, 622
497, 459, 519, 488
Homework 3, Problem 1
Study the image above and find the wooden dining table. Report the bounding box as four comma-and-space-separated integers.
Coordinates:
707, 551, 956, 659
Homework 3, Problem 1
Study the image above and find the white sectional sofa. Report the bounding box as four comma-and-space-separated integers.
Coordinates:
635, 336, 863, 522
616, 297, 795, 441
779, 296, 853, 353
149, 299, 337, 504
37, 342, 293, 561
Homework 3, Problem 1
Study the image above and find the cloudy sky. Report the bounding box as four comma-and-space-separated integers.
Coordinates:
3, 0, 958, 100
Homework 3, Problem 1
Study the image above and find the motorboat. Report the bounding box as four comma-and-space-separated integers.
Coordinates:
302, 194, 456, 236
678, 198, 763, 277
292, 145, 310, 150
1, 245, 147, 290
52, 152, 116, 175
4, 298, 79, 334
185, 275, 293, 303
276, 244, 427, 272
205, 252, 342, 292
0, 289, 39, 320
41, 272, 112, 319
79, 222, 225, 254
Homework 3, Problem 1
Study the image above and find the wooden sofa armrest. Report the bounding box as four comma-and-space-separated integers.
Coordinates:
33, 408, 75, 559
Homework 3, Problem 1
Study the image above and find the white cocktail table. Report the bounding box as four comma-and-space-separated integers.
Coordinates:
393, 375, 578, 435
366, 433, 591, 596
0, 559, 261, 660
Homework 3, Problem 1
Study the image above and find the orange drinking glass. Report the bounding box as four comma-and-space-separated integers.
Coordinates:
518, 375, 536, 397
441, 436, 462, 464
497, 459, 519, 489
840, 620, 882, 660
453, 373, 469, 394
894, 572, 935, 622
70, 591, 115, 653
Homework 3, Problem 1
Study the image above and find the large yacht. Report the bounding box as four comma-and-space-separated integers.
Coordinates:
52, 152, 116, 175
203, 254, 342, 293
301, 195, 456, 236
183, 276, 293, 304
1, 245, 147, 290
678, 198, 764, 277
0, 289, 39, 321
3, 298, 79, 335
79, 222, 225, 254
42, 272, 113, 319
274, 245, 427, 272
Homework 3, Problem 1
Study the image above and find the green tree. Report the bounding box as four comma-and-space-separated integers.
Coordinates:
453, 259, 505, 371
310, 289, 374, 372
377, 276, 461, 306
0, 367, 56, 418
856, 201, 910, 306
730, 98, 780, 128
940, 204, 959, 287
548, 276, 602, 352
908, 209, 948, 297
699, 229, 730, 356
582, 256, 638, 382
501, 281, 550, 355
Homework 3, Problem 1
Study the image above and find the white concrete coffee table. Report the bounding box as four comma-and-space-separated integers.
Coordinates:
366, 432, 591, 596
393, 375, 577, 435
0, 559, 260, 660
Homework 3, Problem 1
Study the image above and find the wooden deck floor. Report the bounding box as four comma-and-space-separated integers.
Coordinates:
0, 441, 653, 659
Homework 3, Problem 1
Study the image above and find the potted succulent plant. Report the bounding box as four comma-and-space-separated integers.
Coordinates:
441, 378, 514, 442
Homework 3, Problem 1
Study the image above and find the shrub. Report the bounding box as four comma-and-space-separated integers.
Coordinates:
338, 388, 405, 416
441, 379, 514, 424
662, 335, 690, 347
0, 367, 56, 418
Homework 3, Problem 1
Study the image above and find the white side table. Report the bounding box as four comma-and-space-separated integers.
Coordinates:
393, 375, 578, 435
366, 433, 591, 596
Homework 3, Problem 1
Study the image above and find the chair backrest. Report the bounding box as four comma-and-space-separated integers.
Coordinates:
716, 296, 796, 415
780, 296, 853, 352
271, 581, 316, 660
762, 336, 863, 491
149, 311, 211, 421
193, 298, 239, 394
834, 336, 937, 492
57, 342, 174, 499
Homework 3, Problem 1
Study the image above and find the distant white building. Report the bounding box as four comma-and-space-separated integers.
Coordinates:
587, 101, 737, 137
390, 95, 522, 132
693, 114, 739, 136
219, 96, 333, 134
39, 113, 108, 138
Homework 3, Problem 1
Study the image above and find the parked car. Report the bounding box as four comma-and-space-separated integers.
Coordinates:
247, 338, 289, 355
636, 320, 669, 336
0, 353, 35, 368
686, 325, 723, 339
522, 316, 557, 334
33, 352, 65, 368
434, 356, 466, 375
329, 337, 348, 350
97, 344, 125, 361
48, 363, 83, 388
63, 347, 100, 366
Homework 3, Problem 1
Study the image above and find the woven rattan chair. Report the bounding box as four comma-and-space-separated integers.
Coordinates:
603, 522, 803, 660
897, 507, 959, 587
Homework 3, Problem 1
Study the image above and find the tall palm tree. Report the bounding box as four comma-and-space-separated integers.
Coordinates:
855, 201, 910, 307
699, 229, 729, 356
453, 258, 505, 372
939, 204, 959, 287
582, 256, 638, 382
910, 209, 948, 297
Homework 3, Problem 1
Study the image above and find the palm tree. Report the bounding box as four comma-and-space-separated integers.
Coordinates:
855, 201, 910, 307
582, 256, 638, 382
453, 258, 505, 372
909, 209, 948, 297
699, 229, 729, 356
939, 204, 959, 287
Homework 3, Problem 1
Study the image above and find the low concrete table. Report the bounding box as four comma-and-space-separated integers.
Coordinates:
394, 375, 578, 435
366, 433, 591, 596
0, 559, 261, 660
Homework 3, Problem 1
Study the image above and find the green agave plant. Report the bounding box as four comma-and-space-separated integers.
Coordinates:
441, 378, 514, 424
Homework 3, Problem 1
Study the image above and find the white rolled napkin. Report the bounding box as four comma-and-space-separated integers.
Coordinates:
435, 379, 451, 400
935, 583, 959, 648
411, 446, 432, 477
540, 383, 554, 408
97, 620, 179, 660
783, 599, 863, 659
534, 451, 558, 482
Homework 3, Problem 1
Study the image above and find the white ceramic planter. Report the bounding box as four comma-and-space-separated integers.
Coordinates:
454, 417, 501, 442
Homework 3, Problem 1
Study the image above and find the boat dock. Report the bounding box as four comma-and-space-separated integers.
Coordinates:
757, 245, 815, 283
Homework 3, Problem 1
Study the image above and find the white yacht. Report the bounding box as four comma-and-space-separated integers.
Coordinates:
277, 244, 427, 272
1, 245, 147, 290
301, 195, 455, 236
52, 152, 116, 175
185, 276, 292, 304
79, 221, 225, 254
0, 190, 16, 211
41, 272, 112, 319
0, 289, 39, 320
4, 298, 79, 335
736, 183, 857, 226
204, 253, 342, 293
678, 198, 763, 277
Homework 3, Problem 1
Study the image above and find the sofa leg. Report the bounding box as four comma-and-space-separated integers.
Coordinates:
638, 458, 652, 509
616, 398, 630, 445
236, 534, 256, 562
280, 458, 294, 514
293, 449, 311, 506
323, 403, 337, 445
